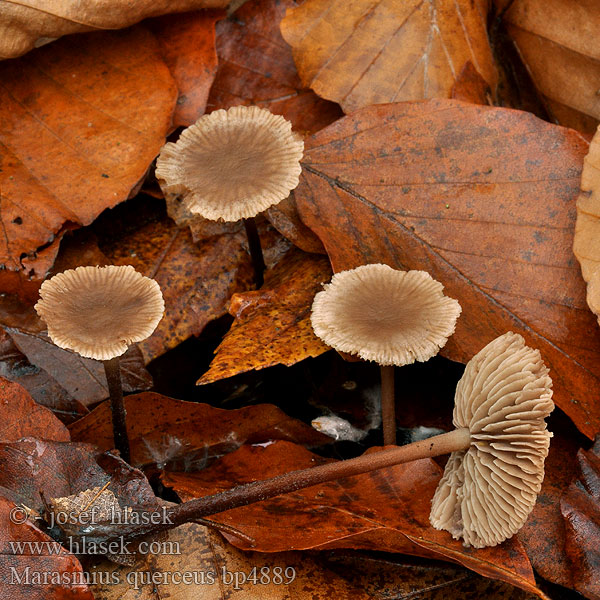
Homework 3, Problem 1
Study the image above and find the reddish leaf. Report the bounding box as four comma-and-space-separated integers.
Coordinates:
0, 496, 94, 599
0, 27, 177, 297
198, 249, 331, 384
451, 61, 492, 105
0, 377, 69, 443
163, 441, 546, 598
293, 99, 600, 438
148, 10, 223, 128
69, 392, 329, 468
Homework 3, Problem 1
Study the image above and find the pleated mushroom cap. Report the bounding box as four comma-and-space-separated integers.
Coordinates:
155, 106, 304, 222
310, 264, 462, 366
35, 265, 165, 361
430, 332, 554, 548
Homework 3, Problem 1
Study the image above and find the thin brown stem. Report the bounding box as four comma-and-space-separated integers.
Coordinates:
243, 217, 266, 288
381, 365, 396, 445
103, 357, 130, 464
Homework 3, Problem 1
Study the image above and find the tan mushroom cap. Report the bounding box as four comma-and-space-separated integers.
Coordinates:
155, 105, 304, 222
310, 264, 462, 366
35, 265, 164, 361
430, 332, 554, 548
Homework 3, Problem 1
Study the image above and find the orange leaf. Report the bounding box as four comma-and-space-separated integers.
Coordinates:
293, 99, 600, 438
281, 0, 498, 113
198, 249, 331, 384
0, 28, 177, 297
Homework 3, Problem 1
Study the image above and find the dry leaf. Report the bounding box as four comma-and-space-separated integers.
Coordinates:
0, 376, 70, 442
0, 28, 177, 297
163, 442, 546, 598
503, 0, 600, 135
280, 0, 498, 113
574, 128, 600, 325
69, 392, 329, 468
293, 99, 600, 439
0, 0, 228, 60
198, 249, 331, 384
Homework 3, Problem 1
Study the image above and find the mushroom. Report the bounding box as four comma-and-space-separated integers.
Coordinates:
311, 264, 462, 445
155, 105, 304, 287
34, 265, 164, 463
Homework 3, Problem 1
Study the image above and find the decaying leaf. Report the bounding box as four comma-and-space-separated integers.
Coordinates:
0, 28, 177, 297
574, 128, 600, 325
502, 0, 600, 135
0, 0, 228, 60
198, 249, 331, 384
0, 376, 69, 443
280, 0, 498, 113
163, 441, 546, 598
293, 99, 600, 439
69, 392, 329, 468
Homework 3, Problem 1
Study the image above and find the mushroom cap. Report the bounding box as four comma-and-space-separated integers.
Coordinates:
430, 332, 554, 548
310, 264, 462, 366
155, 106, 304, 222
35, 265, 165, 361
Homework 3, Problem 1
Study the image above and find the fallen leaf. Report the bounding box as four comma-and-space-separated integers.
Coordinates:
148, 10, 223, 128
451, 61, 492, 105
0, 0, 228, 60
292, 99, 600, 439
207, 0, 343, 134
69, 392, 329, 469
560, 437, 600, 599
162, 442, 546, 598
6, 328, 152, 407
0, 27, 177, 297
0, 495, 94, 599
280, 0, 498, 113
89, 522, 374, 599
198, 249, 331, 384
502, 0, 600, 135
0, 377, 69, 443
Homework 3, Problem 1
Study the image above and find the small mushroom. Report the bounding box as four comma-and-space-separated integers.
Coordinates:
311, 264, 462, 445
156, 105, 304, 287
34, 265, 164, 463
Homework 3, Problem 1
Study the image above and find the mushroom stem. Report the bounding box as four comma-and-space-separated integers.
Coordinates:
380, 365, 396, 445
99, 427, 471, 543
243, 217, 266, 288
103, 357, 131, 464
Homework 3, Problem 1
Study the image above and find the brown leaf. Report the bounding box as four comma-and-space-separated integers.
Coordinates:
0, 0, 228, 60
0, 27, 177, 297
148, 10, 223, 128
451, 61, 492, 105
560, 437, 600, 599
293, 99, 600, 439
0, 376, 69, 442
207, 0, 343, 134
88, 523, 375, 599
0, 496, 94, 600
69, 392, 329, 468
280, 0, 498, 113
5, 328, 152, 407
198, 249, 331, 384
503, 0, 600, 135
162, 442, 546, 598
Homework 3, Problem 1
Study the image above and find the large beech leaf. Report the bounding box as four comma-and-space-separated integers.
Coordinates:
293, 99, 600, 438
0, 28, 177, 297
163, 442, 545, 598
502, 0, 600, 135
199, 249, 331, 384
69, 392, 329, 468
0, 496, 94, 599
0, 377, 69, 443
280, 0, 498, 114
0, 0, 228, 60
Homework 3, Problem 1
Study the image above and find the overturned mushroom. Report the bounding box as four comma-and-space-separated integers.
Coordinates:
34, 265, 164, 463
311, 264, 461, 445
156, 105, 304, 287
